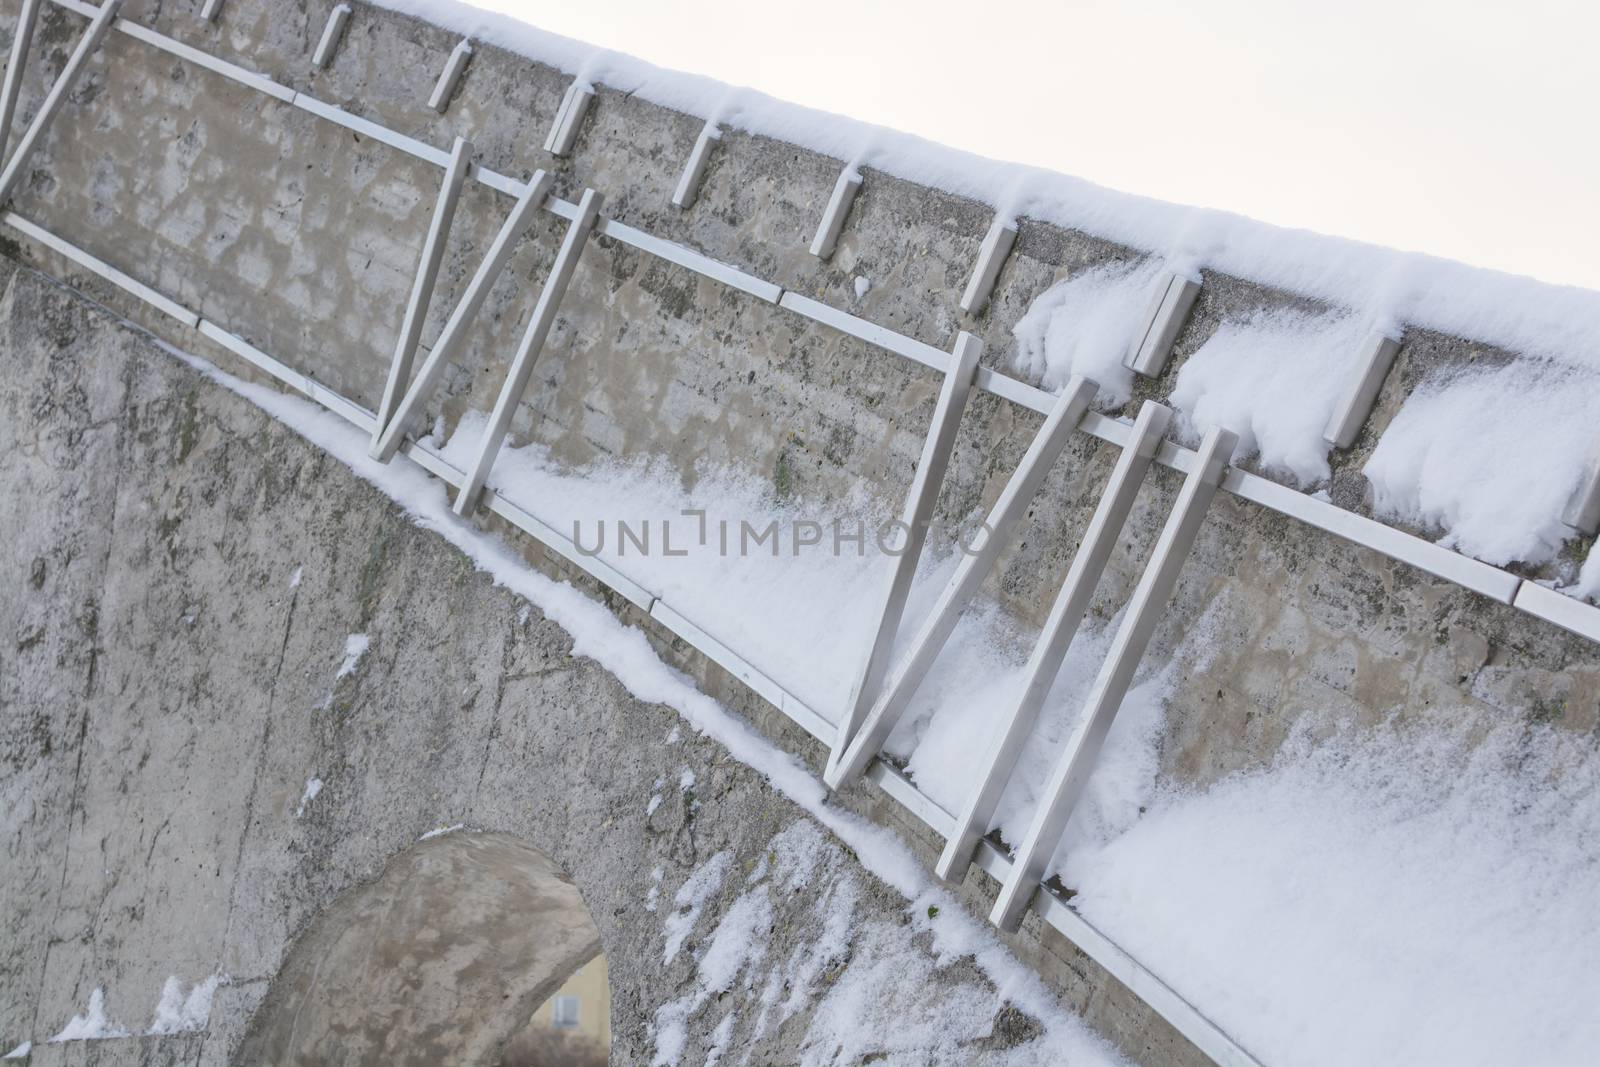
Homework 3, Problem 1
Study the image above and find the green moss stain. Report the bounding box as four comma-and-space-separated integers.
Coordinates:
773, 450, 794, 500
175, 388, 200, 463
774, 433, 807, 501
356, 525, 394, 627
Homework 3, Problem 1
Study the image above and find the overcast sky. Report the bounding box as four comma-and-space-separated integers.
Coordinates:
475, 0, 1599, 293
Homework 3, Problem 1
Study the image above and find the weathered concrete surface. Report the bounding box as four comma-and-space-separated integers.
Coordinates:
239, 832, 602, 1066
0, 269, 1155, 1064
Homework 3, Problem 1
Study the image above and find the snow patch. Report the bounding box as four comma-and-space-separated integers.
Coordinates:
885, 601, 1171, 872
335, 633, 370, 678
3, 1042, 29, 1059
49, 988, 129, 1042
418, 823, 466, 841
663, 851, 731, 965
148, 974, 225, 1035
645, 866, 664, 913
648, 821, 1122, 1066
696, 891, 773, 997
293, 777, 323, 819
704, 1012, 736, 1067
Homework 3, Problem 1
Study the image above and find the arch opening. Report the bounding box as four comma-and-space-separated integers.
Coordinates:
239, 832, 609, 1066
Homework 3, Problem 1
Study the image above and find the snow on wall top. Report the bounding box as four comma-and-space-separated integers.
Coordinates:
380, 0, 1600, 370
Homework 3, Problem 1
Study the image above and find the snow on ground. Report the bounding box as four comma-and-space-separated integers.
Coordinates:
1064, 710, 1600, 1067
48, 988, 129, 1042
1365, 356, 1600, 566
2, 1042, 28, 1059
650, 821, 1123, 1067
147, 975, 225, 1035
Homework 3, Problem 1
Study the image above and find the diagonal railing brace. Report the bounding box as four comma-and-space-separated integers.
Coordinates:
452, 187, 604, 516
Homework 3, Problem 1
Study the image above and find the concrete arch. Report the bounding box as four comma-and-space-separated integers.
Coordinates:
238, 832, 607, 1066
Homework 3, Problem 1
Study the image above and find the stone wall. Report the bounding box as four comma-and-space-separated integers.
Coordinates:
0, 267, 1174, 1064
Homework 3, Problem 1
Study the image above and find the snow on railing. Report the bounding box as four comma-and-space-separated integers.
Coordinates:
8, 6, 1600, 1065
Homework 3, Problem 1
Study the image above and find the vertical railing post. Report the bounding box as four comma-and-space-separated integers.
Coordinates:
990, 425, 1237, 932
311, 3, 351, 69
935, 400, 1172, 884
427, 38, 472, 113
452, 187, 604, 516
810, 165, 861, 259
959, 215, 1017, 315
671, 121, 720, 209
0, 0, 122, 206
1322, 330, 1401, 450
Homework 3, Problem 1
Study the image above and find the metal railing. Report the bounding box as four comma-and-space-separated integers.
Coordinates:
7, 5, 1600, 1064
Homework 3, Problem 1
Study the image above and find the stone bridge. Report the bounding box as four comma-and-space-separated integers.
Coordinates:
1, 1, 1597, 1065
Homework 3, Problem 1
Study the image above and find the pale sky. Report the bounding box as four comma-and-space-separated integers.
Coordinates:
477, 0, 1599, 293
